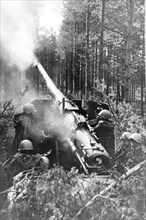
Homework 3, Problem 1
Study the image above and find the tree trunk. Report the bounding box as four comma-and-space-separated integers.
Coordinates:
99, 0, 105, 82
95, 40, 98, 86
74, 15, 77, 94
141, 29, 145, 117
125, 0, 134, 102
65, 52, 68, 95
91, 42, 95, 93
140, 65, 144, 117
85, 0, 90, 100
106, 44, 112, 95
80, 40, 84, 99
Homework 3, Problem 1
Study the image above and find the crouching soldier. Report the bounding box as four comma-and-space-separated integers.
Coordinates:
128, 133, 144, 167
3, 139, 49, 186
114, 132, 131, 173
114, 132, 144, 173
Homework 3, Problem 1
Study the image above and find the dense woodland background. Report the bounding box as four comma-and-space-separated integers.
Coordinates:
0, 0, 145, 116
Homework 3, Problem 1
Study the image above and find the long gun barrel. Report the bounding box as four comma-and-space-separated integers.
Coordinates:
36, 63, 78, 113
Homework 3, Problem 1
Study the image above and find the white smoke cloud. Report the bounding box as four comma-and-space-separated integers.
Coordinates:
1, 0, 38, 71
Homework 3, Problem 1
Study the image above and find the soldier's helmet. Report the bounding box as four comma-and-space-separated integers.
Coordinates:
23, 103, 37, 114
18, 140, 34, 151
121, 132, 131, 140
98, 109, 111, 120
129, 133, 142, 144
41, 156, 50, 169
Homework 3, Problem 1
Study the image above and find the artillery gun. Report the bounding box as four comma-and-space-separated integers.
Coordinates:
29, 63, 115, 174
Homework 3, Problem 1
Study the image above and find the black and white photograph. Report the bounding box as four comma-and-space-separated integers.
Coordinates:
0, 0, 145, 219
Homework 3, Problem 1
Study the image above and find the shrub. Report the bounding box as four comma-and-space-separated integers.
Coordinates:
0, 163, 145, 220
0, 100, 15, 162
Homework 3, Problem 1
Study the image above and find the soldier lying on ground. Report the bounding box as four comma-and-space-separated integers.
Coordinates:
3, 140, 50, 186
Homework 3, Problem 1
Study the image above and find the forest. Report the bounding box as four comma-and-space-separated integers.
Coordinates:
0, 0, 146, 219
0, 0, 145, 115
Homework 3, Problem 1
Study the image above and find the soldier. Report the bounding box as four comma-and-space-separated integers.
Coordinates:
115, 132, 131, 160
115, 132, 144, 172
89, 109, 115, 158
128, 133, 144, 166
3, 140, 50, 186
10, 103, 53, 154
88, 109, 112, 127
114, 132, 131, 172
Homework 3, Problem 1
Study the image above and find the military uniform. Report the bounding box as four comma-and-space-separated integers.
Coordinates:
10, 102, 55, 155
114, 145, 131, 172
94, 120, 115, 158
3, 152, 42, 186
10, 113, 49, 154
114, 137, 144, 172
89, 109, 115, 158
115, 140, 129, 161
125, 146, 144, 168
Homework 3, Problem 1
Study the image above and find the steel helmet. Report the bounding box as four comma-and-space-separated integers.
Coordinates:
121, 132, 131, 140
41, 156, 50, 169
18, 140, 34, 151
129, 133, 142, 144
98, 109, 111, 120
23, 103, 37, 114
